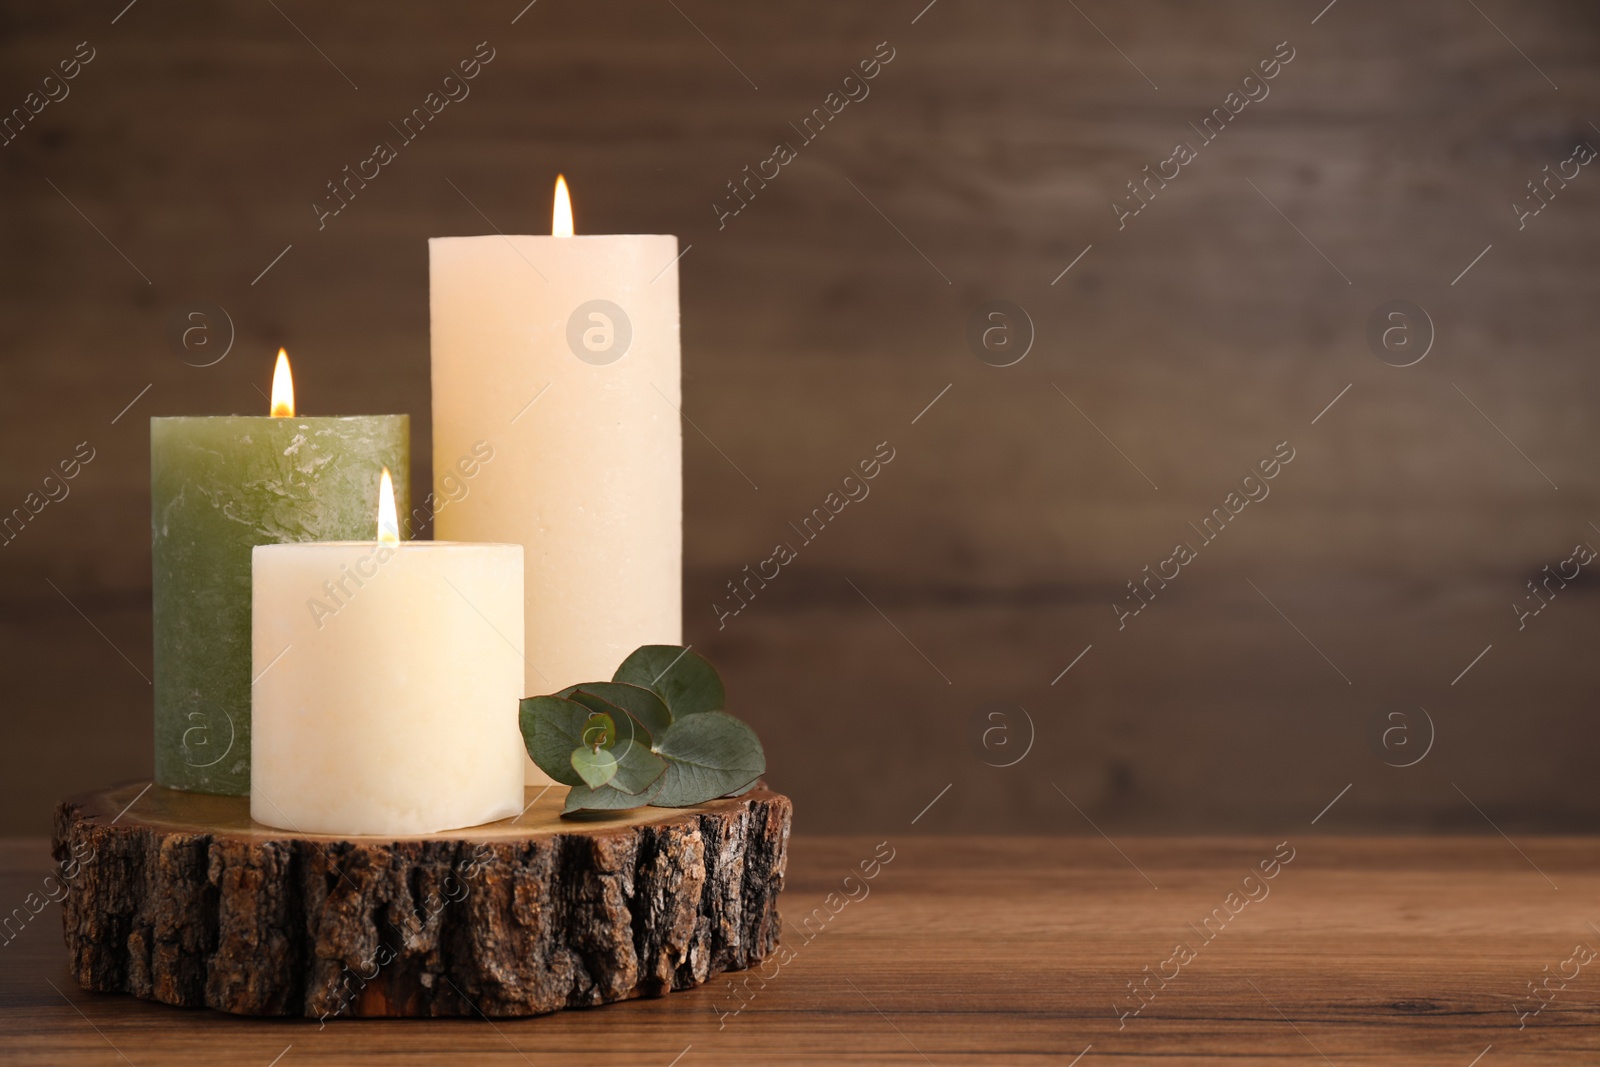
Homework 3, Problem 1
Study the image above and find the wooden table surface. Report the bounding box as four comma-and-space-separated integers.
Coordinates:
3, 833, 1597, 1065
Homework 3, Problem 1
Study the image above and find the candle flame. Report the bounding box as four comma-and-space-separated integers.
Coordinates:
377, 467, 399, 545
270, 348, 295, 418
553, 174, 574, 237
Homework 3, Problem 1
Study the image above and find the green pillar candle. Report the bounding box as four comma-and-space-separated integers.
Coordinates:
152, 412, 409, 794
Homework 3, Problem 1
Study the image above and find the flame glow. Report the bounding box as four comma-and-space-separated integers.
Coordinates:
553, 174, 574, 237
270, 348, 295, 417
377, 467, 399, 545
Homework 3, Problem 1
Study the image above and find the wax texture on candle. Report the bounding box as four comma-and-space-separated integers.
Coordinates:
430, 234, 682, 784
251, 541, 525, 836
152, 415, 409, 795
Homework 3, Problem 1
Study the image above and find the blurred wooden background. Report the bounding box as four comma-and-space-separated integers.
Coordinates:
2, 0, 1598, 835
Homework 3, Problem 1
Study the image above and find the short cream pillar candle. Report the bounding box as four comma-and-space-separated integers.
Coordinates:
250, 472, 525, 836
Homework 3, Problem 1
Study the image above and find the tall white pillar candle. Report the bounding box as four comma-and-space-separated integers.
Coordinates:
430, 179, 682, 784
250, 492, 525, 836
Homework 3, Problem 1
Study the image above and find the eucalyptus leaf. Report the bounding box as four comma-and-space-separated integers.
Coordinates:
652, 711, 765, 807
570, 745, 619, 788
613, 645, 725, 719
562, 773, 666, 815
533, 645, 766, 817
609, 738, 669, 795
560, 682, 668, 745
518, 696, 591, 787
579, 711, 616, 750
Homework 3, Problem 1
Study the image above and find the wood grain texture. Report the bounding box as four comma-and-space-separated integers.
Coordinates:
7, 833, 1600, 1064
3, 2, 1600, 837
49, 783, 790, 1017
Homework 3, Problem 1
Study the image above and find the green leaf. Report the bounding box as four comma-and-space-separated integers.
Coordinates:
652, 711, 765, 807
541, 649, 761, 815
609, 738, 669, 796
570, 746, 618, 789
579, 711, 616, 750
562, 774, 665, 815
519, 696, 591, 787
559, 682, 670, 743
613, 645, 725, 719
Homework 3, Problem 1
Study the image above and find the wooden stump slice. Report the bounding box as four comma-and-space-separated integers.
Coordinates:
52, 782, 791, 1018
